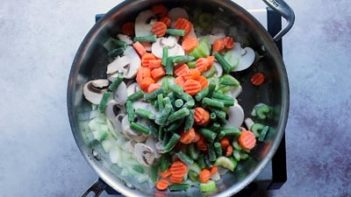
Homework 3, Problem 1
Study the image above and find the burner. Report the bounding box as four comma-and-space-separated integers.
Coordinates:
91, 8, 287, 196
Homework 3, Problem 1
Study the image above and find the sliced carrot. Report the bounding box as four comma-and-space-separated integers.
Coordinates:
147, 83, 161, 93
197, 76, 208, 89
199, 169, 211, 183
133, 42, 147, 57
225, 145, 233, 156
136, 67, 151, 84
251, 72, 265, 86
141, 53, 157, 67
121, 22, 134, 36
220, 137, 230, 149
183, 79, 202, 95
151, 4, 168, 18
174, 64, 190, 77
195, 58, 209, 73
196, 135, 208, 151
238, 130, 257, 150
210, 166, 218, 175
170, 176, 184, 184
180, 128, 196, 144
160, 169, 172, 178
182, 36, 199, 53
183, 69, 201, 80
175, 18, 192, 35
213, 38, 225, 52
207, 56, 215, 69
160, 17, 171, 27
151, 67, 166, 80
169, 161, 188, 181
194, 107, 210, 126
223, 36, 234, 49
156, 179, 169, 191
175, 76, 186, 87
149, 59, 162, 69
152, 22, 167, 37
139, 77, 155, 91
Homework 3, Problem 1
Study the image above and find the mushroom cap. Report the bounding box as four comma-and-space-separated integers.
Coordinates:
114, 81, 128, 105
225, 104, 245, 128
127, 83, 140, 96
134, 143, 156, 166
145, 137, 161, 159
135, 10, 155, 37
107, 55, 131, 75
83, 79, 109, 105
224, 43, 255, 72
121, 115, 147, 142
152, 37, 185, 59
105, 100, 125, 133
123, 47, 141, 79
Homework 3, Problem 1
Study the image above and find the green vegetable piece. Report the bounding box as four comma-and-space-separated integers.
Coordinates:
157, 94, 164, 111
108, 75, 123, 92
174, 99, 184, 108
210, 122, 221, 132
108, 48, 125, 58
160, 155, 171, 172
219, 127, 241, 138
184, 109, 195, 131
212, 98, 234, 107
215, 53, 234, 73
126, 100, 135, 122
188, 143, 200, 160
251, 123, 265, 137
240, 152, 249, 160
165, 57, 174, 75
202, 98, 225, 109
233, 151, 241, 161
188, 170, 198, 182
199, 128, 217, 142
169, 184, 190, 192
207, 81, 217, 97
165, 120, 183, 132
163, 133, 180, 153
144, 88, 164, 100
212, 92, 235, 101
133, 35, 157, 42
150, 163, 159, 183
98, 92, 111, 113
176, 151, 194, 165
208, 144, 217, 162
172, 55, 195, 64
162, 47, 169, 66
212, 110, 226, 122
130, 122, 150, 135
214, 142, 223, 157
258, 126, 270, 141
167, 108, 190, 124
200, 180, 217, 193
135, 108, 155, 120
220, 74, 240, 87
188, 61, 196, 68
127, 90, 144, 101
132, 165, 145, 173
103, 38, 127, 51
224, 51, 240, 69
215, 156, 236, 171
195, 87, 209, 102
166, 29, 185, 36
197, 154, 206, 169
155, 104, 172, 126
252, 103, 272, 120
232, 141, 242, 151
203, 65, 216, 78
210, 112, 217, 120
189, 163, 201, 174
190, 37, 210, 59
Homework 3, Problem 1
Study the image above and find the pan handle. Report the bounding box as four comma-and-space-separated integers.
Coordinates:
262, 0, 295, 41
81, 179, 107, 197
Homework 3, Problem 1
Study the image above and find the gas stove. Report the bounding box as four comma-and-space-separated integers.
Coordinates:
89, 8, 287, 197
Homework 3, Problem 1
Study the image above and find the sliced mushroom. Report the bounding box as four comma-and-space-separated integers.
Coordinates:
83, 79, 109, 105
134, 143, 156, 166
135, 10, 155, 37
169, 7, 189, 23
225, 104, 245, 128
106, 100, 125, 132
152, 37, 185, 58
213, 62, 223, 77
127, 83, 140, 96
123, 47, 141, 78
121, 116, 147, 142
123, 140, 136, 153
145, 137, 161, 159
117, 34, 133, 45
224, 43, 255, 72
155, 141, 165, 154
107, 56, 131, 75
114, 81, 128, 105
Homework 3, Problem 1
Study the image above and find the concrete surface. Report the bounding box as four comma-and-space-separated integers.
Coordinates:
0, 0, 350, 196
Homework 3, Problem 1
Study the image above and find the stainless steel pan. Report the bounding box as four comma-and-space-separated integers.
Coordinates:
67, 0, 294, 196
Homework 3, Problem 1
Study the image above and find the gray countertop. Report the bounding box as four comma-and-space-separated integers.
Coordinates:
0, 0, 350, 196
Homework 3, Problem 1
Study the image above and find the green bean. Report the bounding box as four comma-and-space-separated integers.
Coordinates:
130, 122, 150, 135
165, 57, 174, 75
108, 75, 123, 92
167, 92, 176, 103
169, 184, 190, 192
165, 120, 183, 132
183, 109, 194, 131
208, 145, 217, 162
160, 155, 171, 172
150, 162, 159, 183
213, 110, 227, 123
199, 128, 217, 142
210, 112, 217, 120
215, 53, 233, 73
144, 88, 164, 100
212, 92, 234, 101
158, 126, 165, 141
149, 123, 158, 138
157, 94, 164, 111
214, 142, 222, 157
127, 90, 144, 101
210, 122, 221, 132
207, 81, 217, 97
166, 29, 185, 36
251, 123, 265, 137
219, 127, 241, 138
155, 104, 172, 125
126, 100, 135, 122
162, 97, 172, 107
108, 47, 125, 58
172, 55, 195, 64
202, 98, 225, 109
219, 74, 240, 87
176, 151, 194, 165
135, 108, 155, 120
187, 61, 196, 68
195, 87, 209, 102
167, 108, 190, 124
163, 133, 180, 153
99, 92, 111, 113
212, 98, 235, 107
197, 154, 206, 169
133, 35, 157, 42
188, 170, 198, 181
162, 47, 168, 66
174, 99, 184, 108
188, 143, 199, 160
169, 84, 183, 94
258, 126, 270, 141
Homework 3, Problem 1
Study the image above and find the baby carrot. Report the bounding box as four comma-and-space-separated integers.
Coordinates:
197, 76, 209, 89
147, 83, 161, 93
223, 37, 234, 49
175, 76, 186, 87
220, 137, 230, 149
196, 136, 208, 151
194, 107, 210, 126
136, 67, 151, 84
175, 18, 192, 35
225, 145, 233, 156
183, 79, 202, 95
180, 128, 196, 144
183, 69, 201, 80
213, 38, 225, 52
141, 53, 157, 67
152, 22, 167, 37
133, 42, 147, 57
174, 64, 190, 77
149, 59, 162, 69
207, 56, 215, 68
156, 179, 169, 191
210, 166, 218, 175
160, 17, 171, 27
139, 77, 155, 91
182, 36, 199, 53
195, 58, 209, 73
160, 169, 172, 178
122, 22, 134, 36
238, 130, 257, 150
199, 169, 211, 183
151, 67, 166, 80
251, 72, 265, 86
